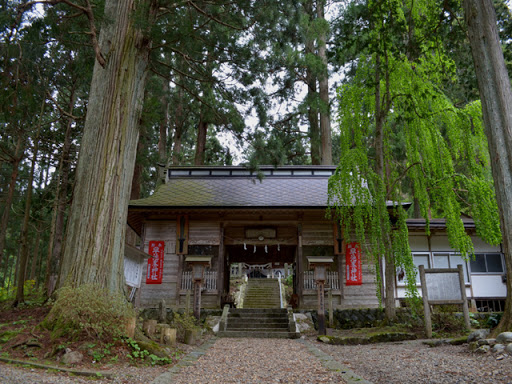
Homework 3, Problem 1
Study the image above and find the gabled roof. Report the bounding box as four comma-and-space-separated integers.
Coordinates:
129, 166, 337, 209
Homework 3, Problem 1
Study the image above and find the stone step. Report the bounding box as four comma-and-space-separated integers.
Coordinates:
229, 308, 287, 314
227, 323, 288, 330
218, 330, 299, 339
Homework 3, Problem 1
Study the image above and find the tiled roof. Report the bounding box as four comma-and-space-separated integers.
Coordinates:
129, 166, 336, 208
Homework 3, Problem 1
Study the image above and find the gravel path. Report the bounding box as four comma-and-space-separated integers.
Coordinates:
316, 339, 512, 384
156, 338, 346, 384
2, 337, 512, 383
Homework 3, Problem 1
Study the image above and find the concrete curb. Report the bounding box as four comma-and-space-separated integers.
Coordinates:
0, 357, 114, 378
298, 338, 373, 384
150, 337, 218, 384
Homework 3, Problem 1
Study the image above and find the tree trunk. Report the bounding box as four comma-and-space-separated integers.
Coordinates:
317, 0, 332, 165
14, 124, 40, 306
158, 80, 169, 164
0, 135, 24, 271
45, 89, 75, 297
172, 82, 185, 165
463, 0, 512, 335
194, 120, 208, 165
304, 0, 320, 165
30, 223, 41, 281
59, 0, 157, 293
375, 51, 396, 321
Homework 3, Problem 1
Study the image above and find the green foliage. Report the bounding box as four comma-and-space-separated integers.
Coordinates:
486, 313, 503, 329
329, 0, 501, 308
124, 338, 175, 365
171, 312, 201, 343
42, 284, 135, 341
0, 280, 42, 302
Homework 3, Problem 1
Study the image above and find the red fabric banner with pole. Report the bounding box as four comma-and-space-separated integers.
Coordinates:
146, 240, 164, 284
346, 242, 362, 285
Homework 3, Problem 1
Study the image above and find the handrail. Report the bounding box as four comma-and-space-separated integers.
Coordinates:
278, 272, 284, 308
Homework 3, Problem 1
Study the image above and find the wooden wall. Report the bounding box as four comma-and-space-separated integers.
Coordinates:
139, 221, 179, 308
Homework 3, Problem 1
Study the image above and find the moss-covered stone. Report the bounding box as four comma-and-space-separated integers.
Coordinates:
448, 336, 468, 345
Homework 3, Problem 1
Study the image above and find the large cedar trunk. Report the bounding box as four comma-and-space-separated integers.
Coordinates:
59, 0, 157, 293
464, 0, 512, 334
304, 0, 321, 165
317, 0, 332, 165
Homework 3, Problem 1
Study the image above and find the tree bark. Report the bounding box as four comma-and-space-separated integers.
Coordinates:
30, 223, 41, 281
304, 0, 320, 165
194, 120, 208, 165
14, 107, 42, 306
0, 135, 24, 275
59, 0, 157, 293
317, 0, 332, 165
158, 80, 169, 164
45, 89, 75, 297
463, 0, 512, 334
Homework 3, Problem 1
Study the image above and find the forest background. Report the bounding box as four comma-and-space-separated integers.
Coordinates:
1, 0, 511, 327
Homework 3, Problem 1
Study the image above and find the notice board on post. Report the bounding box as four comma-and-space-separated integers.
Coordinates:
124, 244, 146, 288
419, 265, 470, 338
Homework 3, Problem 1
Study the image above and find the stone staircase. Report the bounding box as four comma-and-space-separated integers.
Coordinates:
242, 278, 282, 309
217, 308, 299, 339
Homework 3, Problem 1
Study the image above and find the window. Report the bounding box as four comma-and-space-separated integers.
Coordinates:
433, 253, 469, 283
400, 252, 470, 284
470, 253, 504, 273
397, 253, 429, 284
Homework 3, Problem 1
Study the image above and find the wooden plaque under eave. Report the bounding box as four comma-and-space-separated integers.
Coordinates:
245, 227, 276, 239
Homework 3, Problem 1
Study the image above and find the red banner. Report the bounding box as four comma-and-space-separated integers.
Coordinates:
346, 242, 362, 285
146, 241, 165, 284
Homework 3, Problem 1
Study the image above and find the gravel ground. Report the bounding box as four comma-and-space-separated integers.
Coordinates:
165, 338, 346, 384
316, 338, 512, 384
0, 363, 169, 384
2, 337, 512, 383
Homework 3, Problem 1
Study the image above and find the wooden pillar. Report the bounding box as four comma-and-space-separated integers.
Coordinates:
217, 224, 225, 307
193, 280, 202, 320
134, 221, 146, 309
176, 254, 184, 306
317, 281, 326, 335
297, 224, 303, 308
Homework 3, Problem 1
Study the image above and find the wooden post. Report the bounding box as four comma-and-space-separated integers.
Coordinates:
217, 224, 225, 307
419, 265, 432, 338
458, 264, 471, 329
176, 254, 184, 306
297, 224, 303, 308
186, 289, 191, 315
317, 281, 326, 335
193, 280, 202, 320
328, 288, 333, 327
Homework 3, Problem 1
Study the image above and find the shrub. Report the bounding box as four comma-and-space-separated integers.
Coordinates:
43, 284, 135, 341
171, 312, 200, 343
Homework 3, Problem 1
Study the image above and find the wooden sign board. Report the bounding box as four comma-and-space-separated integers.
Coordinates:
419, 265, 470, 338
124, 244, 146, 288
425, 272, 461, 302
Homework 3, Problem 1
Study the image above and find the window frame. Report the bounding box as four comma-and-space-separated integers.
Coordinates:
397, 251, 470, 286
469, 253, 505, 274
